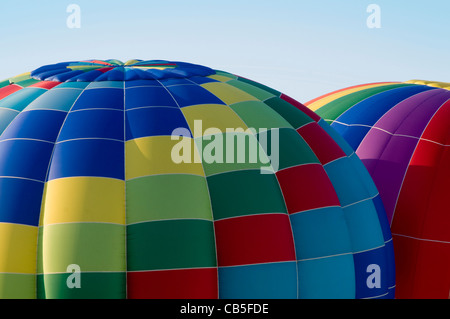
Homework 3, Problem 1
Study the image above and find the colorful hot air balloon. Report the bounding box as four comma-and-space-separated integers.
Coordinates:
0, 60, 394, 299
307, 80, 450, 299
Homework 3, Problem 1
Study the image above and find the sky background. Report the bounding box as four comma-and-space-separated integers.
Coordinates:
0, 0, 448, 102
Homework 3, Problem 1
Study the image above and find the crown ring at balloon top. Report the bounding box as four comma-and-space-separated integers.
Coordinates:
30, 59, 216, 82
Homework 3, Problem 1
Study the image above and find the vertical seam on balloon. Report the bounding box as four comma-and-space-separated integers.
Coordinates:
298, 126, 359, 298
344, 89, 440, 296
237, 99, 300, 299
123, 80, 128, 299
3, 87, 51, 297
33, 84, 88, 299
390, 98, 449, 296
324, 144, 393, 296
344, 153, 389, 298
272, 178, 299, 298
358, 90, 445, 224
157, 78, 220, 299
378, 93, 448, 298
390, 96, 450, 225
195, 77, 301, 299
354, 90, 443, 230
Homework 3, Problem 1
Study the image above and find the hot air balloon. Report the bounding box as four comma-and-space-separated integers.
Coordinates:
0, 60, 394, 299
307, 80, 450, 299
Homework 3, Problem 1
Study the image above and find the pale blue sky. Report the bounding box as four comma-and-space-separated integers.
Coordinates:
0, 0, 448, 102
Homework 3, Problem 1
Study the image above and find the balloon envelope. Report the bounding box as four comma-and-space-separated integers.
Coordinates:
0, 60, 394, 299
307, 80, 450, 299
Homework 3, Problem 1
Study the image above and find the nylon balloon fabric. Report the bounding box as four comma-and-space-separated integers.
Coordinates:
0, 60, 394, 299
307, 80, 450, 299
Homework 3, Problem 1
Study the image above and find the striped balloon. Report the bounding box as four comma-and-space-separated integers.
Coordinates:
0, 60, 394, 299
307, 80, 450, 299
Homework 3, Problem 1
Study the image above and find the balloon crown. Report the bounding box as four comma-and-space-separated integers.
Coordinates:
30, 59, 216, 82
405, 79, 450, 90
